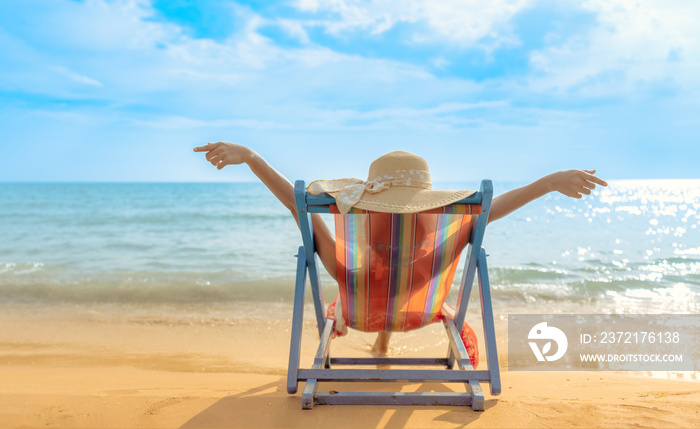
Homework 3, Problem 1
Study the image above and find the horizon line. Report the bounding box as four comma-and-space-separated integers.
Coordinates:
2, 178, 700, 185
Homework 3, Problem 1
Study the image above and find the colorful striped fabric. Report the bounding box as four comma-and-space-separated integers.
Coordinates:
333, 205, 480, 333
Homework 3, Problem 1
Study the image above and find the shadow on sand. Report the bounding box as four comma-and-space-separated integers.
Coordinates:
180, 378, 495, 429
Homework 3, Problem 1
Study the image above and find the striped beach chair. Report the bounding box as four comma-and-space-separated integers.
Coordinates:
287, 179, 501, 411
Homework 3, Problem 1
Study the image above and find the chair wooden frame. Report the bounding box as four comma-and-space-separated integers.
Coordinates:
287, 179, 501, 410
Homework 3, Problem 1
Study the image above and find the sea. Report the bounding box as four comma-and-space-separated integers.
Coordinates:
1, 180, 699, 317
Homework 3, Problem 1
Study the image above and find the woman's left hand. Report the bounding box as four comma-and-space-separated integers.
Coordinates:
547, 169, 608, 199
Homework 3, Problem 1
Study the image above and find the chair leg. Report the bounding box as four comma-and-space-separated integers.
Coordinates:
301, 380, 318, 410
443, 319, 485, 411
478, 248, 501, 396
467, 380, 485, 411
302, 317, 335, 410
287, 247, 307, 395
446, 345, 455, 369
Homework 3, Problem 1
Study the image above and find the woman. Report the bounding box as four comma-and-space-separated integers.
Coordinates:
193, 142, 607, 355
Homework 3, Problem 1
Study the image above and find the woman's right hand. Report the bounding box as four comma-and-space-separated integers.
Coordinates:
193, 142, 253, 170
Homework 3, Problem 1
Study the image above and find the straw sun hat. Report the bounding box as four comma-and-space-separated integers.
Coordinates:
307, 151, 476, 215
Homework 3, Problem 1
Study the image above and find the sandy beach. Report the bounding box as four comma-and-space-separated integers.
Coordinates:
1, 303, 698, 429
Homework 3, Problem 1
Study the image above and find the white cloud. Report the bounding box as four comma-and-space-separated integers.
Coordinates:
431, 57, 449, 70
291, 0, 700, 98
293, 0, 533, 48
528, 0, 700, 95
275, 19, 311, 44
3, 0, 700, 135
124, 101, 515, 132
129, 115, 296, 130
38, 0, 180, 51
48, 65, 103, 87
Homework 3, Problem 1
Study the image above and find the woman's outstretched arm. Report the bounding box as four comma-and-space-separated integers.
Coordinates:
193, 142, 337, 280
489, 169, 608, 223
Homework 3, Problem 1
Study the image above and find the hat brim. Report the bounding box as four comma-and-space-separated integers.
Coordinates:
326, 187, 477, 214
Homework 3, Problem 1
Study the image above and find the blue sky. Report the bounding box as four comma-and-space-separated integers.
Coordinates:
1, 0, 698, 183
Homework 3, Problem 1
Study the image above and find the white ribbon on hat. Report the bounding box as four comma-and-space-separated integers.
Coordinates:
307, 169, 432, 214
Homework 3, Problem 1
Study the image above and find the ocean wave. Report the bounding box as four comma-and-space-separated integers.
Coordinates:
491, 266, 571, 283
0, 275, 294, 305
457, 259, 700, 313
3, 265, 695, 315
